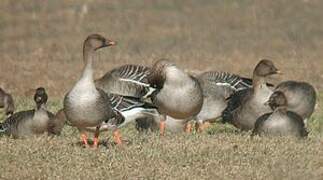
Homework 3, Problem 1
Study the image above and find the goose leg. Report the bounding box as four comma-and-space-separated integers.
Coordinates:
81, 133, 89, 148
113, 129, 122, 145
184, 122, 192, 133
159, 115, 166, 136
93, 126, 100, 148
159, 121, 166, 136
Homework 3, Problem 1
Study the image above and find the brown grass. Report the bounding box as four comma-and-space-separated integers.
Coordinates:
1, 0, 323, 179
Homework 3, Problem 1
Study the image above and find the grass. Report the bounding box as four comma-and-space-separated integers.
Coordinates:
1, 0, 323, 179
0, 93, 322, 179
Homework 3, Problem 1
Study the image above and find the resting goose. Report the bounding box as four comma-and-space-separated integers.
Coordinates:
0, 88, 15, 117
222, 59, 280, 131
148, 59, 203, 135
274, 81, 316, 124
0, 87, 54, 138
252, 91, 308, 137
195, 71, 252, 132
63, 34, 123, 147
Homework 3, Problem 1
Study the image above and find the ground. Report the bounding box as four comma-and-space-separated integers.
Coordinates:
0, 0, 323, 179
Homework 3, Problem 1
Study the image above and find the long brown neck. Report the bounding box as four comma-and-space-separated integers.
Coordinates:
81, 45, 95, 81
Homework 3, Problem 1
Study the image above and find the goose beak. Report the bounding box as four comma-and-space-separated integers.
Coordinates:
105, 40, 117, 47
275, 69, 282, 75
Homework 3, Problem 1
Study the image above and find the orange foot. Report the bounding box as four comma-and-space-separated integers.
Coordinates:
113, 129, 122, 145
81, 133, 89, 148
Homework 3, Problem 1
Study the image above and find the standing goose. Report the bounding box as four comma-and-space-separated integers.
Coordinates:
148, 59, 203, 135
274, 81, 316, 124
0, 87, 54, 138
222, 59, 280, 131
0, 88, 15, 117
252, 91, 308, 137
64, 34, 123, 147
194, 71, 252, 132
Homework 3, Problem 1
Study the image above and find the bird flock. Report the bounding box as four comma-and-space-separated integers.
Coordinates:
0, 34, 317, 148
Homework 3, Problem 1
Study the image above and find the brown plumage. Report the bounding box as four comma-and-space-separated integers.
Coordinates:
0, 88, 15, 117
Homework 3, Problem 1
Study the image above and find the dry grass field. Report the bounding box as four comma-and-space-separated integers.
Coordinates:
1, 0, 323, 179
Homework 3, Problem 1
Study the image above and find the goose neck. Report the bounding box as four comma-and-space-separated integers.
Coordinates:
81, 47, 95, 81
252, 74, 266, 90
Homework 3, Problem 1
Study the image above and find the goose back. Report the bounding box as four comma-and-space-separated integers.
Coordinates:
252, 110, 307, 137
275, 81, 316, 119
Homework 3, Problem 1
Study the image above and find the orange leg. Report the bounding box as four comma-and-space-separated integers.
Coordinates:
196, 121, 211, 133
81, 133, 89, 147
184, 122, 192, 133
159, 121, 166, 136
113, 129, 122, 145
93, 126, 100, 148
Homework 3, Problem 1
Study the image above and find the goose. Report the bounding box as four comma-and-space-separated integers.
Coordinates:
63, 34, 124, 147
147, 59, 204, 135
252, 91, 308, 137
222, 59, 280, 131
274, 81, 316, 124
194, 71, 252, 132
0, 87, 54, 138
0, 88, 15, 117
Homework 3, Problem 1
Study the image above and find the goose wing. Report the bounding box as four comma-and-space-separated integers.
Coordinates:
198, 71, 252, 91
221, 88, 251, 123
96, 65, 155, 98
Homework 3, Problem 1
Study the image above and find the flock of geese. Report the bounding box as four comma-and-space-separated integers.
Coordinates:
0, 34, 317, 148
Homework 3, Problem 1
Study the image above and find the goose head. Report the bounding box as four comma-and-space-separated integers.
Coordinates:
147, 59, 176, 89
3, 94, 14, 116
253, 59, 280, 77
83, 34, 116, 52
34, 87, 48, 109
265, 91, 288, 110
0, 88, 15, 117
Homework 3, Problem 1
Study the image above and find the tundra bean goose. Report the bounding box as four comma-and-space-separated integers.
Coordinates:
0, 88, 15, 117
275, 81, 316, 124
252, 91, 308, 137
148, 59, 203, 135
222, 59, 280, 131
0, 87, 54, 138
63, 34, 123, 147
